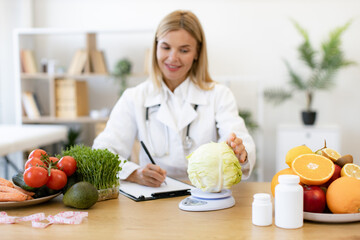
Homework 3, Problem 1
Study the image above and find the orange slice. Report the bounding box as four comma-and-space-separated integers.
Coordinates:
341, 163, 360, 179
291, 153, 335, 185
285, 145, 313, 167
321, 148, 341, 162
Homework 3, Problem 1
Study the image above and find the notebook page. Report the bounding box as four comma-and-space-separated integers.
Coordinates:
120, 177, 194, 198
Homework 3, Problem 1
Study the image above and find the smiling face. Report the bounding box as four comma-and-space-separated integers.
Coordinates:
156, 29, 198, 91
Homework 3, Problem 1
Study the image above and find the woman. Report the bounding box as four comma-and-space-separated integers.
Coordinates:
93, 10, 256, 187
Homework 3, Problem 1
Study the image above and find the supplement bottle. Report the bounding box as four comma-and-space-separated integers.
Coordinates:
275, 174, 303, 229
252, 193, 272, 226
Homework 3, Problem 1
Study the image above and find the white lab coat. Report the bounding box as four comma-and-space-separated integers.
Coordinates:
93, 79, 256, 181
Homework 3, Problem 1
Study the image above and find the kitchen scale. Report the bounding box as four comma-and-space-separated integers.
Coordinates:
179, 188, 235, 211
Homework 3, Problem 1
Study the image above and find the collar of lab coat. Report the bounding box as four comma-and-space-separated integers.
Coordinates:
143, 78, 208, 132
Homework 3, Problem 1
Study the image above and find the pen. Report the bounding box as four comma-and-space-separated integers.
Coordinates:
140, 141, 167, 185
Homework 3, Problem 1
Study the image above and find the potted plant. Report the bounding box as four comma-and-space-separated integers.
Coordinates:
113, 58, 132, 97
264, 20, 355, 125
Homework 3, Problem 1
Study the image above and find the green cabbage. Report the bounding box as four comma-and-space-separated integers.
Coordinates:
187, 142, 242, 192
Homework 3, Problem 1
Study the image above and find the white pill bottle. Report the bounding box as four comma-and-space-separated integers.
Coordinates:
252, 193, 273, 226
275, 174, 303, 229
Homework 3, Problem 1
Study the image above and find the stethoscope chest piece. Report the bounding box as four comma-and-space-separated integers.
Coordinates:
183, 136, 194, 150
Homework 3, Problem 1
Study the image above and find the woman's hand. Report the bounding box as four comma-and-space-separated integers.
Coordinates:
226, 132, 248, 164
126, 163, 167, 187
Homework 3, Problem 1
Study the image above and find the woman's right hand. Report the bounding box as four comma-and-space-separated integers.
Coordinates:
126, 163, 167, 187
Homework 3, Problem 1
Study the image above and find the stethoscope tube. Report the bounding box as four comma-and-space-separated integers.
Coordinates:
145, 104, 198, 156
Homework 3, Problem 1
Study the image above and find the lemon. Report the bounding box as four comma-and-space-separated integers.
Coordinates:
321, 148, 341, 162
285, 145, 313, 167
341, 163, 360, 179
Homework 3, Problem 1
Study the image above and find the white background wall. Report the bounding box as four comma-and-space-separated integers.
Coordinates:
1, 0, 360, 181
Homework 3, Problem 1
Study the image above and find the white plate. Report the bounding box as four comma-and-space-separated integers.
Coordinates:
0, 193, 61, 209
304, 211, 360, 223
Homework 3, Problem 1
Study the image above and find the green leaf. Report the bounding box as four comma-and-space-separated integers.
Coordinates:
264, 88, 293, 105
284, 61, 306, 90
291, 19, 317, 69
62, 145, 123, 190
308, 69, 336, 90
113, 58, 132, 78
320, 20, 353, 70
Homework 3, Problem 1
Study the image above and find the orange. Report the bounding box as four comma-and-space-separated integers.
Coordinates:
291, 153, 335, 185
270, 168, 296, 196
285, 145, 313, 167
326, 176, 360, 213
341, 163, 360, 179
321, 148, 341, 162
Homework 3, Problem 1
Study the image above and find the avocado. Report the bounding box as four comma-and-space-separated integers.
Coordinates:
63, 181, 98, 209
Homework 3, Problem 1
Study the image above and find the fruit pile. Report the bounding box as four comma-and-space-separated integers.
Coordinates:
271, 142, 360, 214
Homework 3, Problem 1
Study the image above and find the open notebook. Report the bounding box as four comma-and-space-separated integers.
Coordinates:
119, 177, 194, 201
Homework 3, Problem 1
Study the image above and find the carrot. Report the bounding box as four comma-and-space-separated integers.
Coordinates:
0, 192, 28, 202
0, 177, 14, 188
0, 186, 33, 200
13, 185, 35, 197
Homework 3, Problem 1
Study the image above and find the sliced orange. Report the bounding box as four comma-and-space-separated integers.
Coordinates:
291, 153, 335, 185
321, 148, 341, 162
285, 145, 313, 167
341, 163, 360, 179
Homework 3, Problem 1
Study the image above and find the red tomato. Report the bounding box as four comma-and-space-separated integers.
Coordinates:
48, 157, 59, 165
24, 157, 45, 169
23, 166, 49, 188
46, 169, 67, 190
28, 149, 48, 160
57, 156, 77, 176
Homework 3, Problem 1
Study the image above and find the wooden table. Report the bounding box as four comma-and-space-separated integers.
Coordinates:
0, 124, 67, 178
1, 182, 359, 239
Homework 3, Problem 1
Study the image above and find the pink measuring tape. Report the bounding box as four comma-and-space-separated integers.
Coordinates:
0, 211, 88, 228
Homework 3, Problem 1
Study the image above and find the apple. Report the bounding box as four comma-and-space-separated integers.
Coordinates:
322, 164, 342, 188
303, 185, 326, 213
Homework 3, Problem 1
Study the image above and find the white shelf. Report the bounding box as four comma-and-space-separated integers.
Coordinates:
21, 72, 147, 80
14, 28, 153, 35
13, 28, 151, 146
23, 116, 108, 124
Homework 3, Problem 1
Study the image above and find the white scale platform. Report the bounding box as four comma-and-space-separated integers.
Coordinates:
179, 188, 235, 212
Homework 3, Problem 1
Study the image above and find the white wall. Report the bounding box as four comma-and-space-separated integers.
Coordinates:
0, 0, 33, 123
3, 0, 360, 181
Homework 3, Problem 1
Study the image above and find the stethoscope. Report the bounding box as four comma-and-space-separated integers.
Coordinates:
145, 104, 198, 157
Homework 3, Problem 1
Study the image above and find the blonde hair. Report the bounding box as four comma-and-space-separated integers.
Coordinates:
149, 10, 214, 90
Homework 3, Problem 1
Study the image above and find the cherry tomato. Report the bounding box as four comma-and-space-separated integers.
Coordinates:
24, 157, 45, 169
23, 166, 49, 188
48, 157, 59, 166
28, 149, 48, 160
57, 156, 77, 176
46, 169, 67, 190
